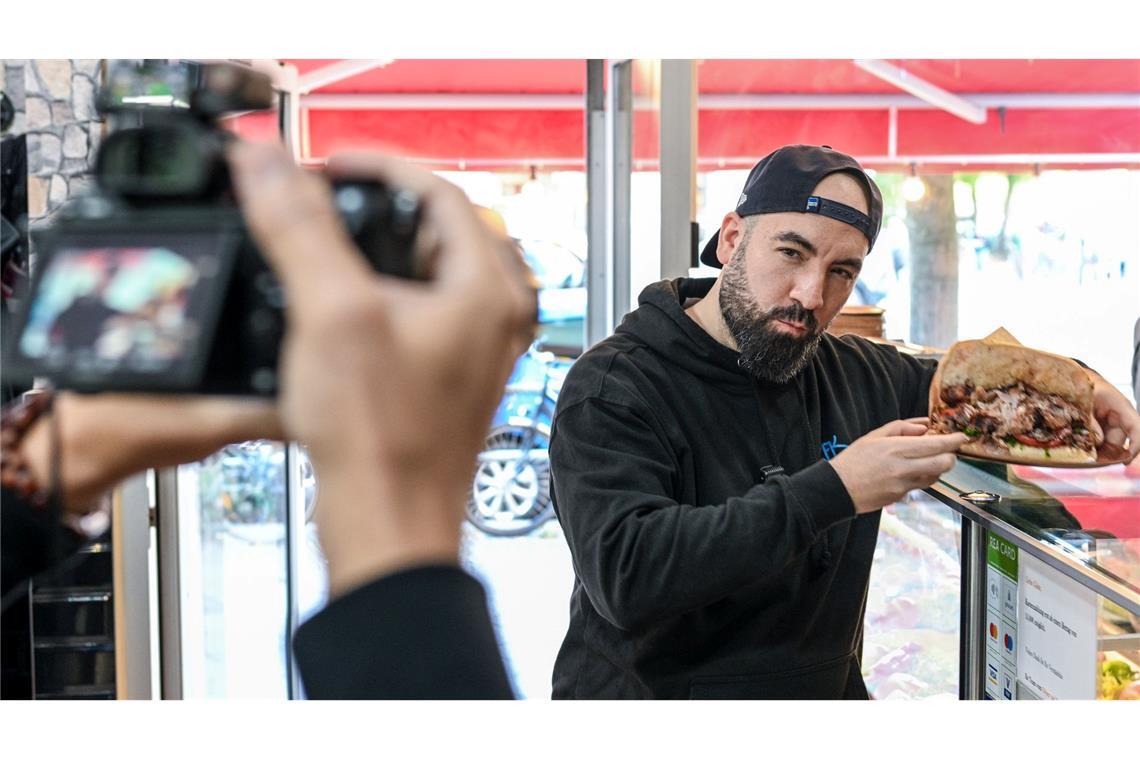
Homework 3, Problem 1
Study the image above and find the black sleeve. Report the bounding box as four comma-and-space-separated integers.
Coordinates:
292, 564, 514, 699
1, 486, 86, 599
551, 397, 856, 632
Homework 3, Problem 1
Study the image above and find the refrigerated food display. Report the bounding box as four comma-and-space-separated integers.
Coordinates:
863, 492, 961, 699
928, 457, 1140, 700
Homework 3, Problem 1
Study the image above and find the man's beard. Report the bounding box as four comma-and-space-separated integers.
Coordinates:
719, 251, 825, 384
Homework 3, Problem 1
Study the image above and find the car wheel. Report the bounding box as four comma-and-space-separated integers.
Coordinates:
466, 423, 554, 537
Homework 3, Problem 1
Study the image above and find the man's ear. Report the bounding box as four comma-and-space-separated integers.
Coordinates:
717, 212, 745, 266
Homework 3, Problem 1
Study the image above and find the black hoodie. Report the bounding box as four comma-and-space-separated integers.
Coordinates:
550, 278, 937, 699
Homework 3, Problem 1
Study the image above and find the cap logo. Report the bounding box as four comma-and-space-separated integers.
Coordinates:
804, 195, 874, 243
737, 193, 748, 208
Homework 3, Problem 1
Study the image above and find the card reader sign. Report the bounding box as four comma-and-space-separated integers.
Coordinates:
984, 534, 1020, 701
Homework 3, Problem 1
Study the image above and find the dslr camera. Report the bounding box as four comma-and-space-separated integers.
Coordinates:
4, 60, 423, 396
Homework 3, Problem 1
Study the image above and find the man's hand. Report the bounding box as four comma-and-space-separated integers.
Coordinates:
229, 144, 537, 598
828, 418, 968, 514
1086, 370, 1140, 464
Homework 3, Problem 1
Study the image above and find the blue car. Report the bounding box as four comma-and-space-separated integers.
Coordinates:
466, 343, 572, 537
520, 240, 585, 351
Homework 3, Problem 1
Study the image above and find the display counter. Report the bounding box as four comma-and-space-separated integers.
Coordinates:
925, 457, 1140, 700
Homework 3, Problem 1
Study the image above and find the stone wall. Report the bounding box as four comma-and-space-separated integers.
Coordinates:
8, 59, 105, 223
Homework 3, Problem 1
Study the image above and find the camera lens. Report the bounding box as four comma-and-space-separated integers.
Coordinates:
335, 186, 367, 215
391, 190, 419, 235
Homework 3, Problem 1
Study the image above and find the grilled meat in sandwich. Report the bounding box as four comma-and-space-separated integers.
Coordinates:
928, 336, 1097, 464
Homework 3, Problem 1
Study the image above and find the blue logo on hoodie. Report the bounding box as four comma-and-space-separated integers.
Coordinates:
820, 435, 848, 461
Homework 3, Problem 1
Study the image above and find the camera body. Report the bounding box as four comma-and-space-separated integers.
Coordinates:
3, 60, 423, 396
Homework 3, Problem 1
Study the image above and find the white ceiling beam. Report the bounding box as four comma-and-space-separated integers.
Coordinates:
701, 93, 1140, 110
303, 93, 584, 110
300, 92, 1140, 111
854, 153, 1140, 165
854, 59, 988, 124
300, 153, 1140, 169
297, 59, 392, 94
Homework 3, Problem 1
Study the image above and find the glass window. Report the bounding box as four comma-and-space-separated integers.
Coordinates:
286, 60, 591, 699
441, 170, 588, 354
175, 442, 289, 698
692, 60, 1140, 401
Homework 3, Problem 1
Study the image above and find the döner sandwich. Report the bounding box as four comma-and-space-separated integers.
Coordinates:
928, 330, 1097, 464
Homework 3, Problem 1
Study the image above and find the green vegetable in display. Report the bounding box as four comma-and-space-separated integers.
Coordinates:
1099, 659, 1138, 700
962, 426, 980, 438
1105, 660, 1134, 682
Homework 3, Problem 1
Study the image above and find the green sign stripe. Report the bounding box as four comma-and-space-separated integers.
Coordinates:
986, 531, 1019, 579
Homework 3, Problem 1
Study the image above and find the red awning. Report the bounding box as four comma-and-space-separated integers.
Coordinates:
235, 59, 1140, 172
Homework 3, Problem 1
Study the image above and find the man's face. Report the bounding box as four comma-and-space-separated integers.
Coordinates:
717, 173, 869, 383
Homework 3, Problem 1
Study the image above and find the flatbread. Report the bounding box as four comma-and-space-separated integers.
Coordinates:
929, 328, 1096, 464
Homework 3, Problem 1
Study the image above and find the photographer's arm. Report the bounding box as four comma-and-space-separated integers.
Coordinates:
1, 393, 281, 616
18, 393, 282, 514
230, 145, 534, 698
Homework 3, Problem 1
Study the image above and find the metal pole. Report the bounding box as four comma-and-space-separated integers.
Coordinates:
285, 443, 305, 699
276, 63, 302, 163
113, 473, 154, 699
959, 519, 987, 700
854, 59, 987, 124
296, 59, 391, 94
659, 59, 698, 278
609, 59, 633, 330
280, 92, 302, 164
585, 60, 610, 349
155, 468, 183, 699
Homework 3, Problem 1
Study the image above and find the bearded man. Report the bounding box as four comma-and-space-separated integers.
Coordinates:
548, 145, 968, 699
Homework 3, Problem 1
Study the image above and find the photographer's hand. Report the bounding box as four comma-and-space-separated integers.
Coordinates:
230, 144, 536, 598
20, 393, 282, 515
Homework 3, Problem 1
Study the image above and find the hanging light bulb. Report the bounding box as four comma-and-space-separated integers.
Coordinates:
902, 163, 926, 202
902, 176, 926, 202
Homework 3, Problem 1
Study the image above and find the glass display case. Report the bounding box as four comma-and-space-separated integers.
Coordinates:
927, 457, 1140, 700
862, 492, 962, 699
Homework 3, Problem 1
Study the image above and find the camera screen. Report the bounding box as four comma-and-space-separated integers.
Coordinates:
17, 234, 229, 383
103, 60, 194, 110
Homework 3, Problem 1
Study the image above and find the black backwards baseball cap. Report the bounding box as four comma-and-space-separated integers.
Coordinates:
699, 144, 884, 269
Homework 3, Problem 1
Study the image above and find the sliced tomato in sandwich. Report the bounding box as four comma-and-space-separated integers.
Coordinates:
1013, 432, 1065, 449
